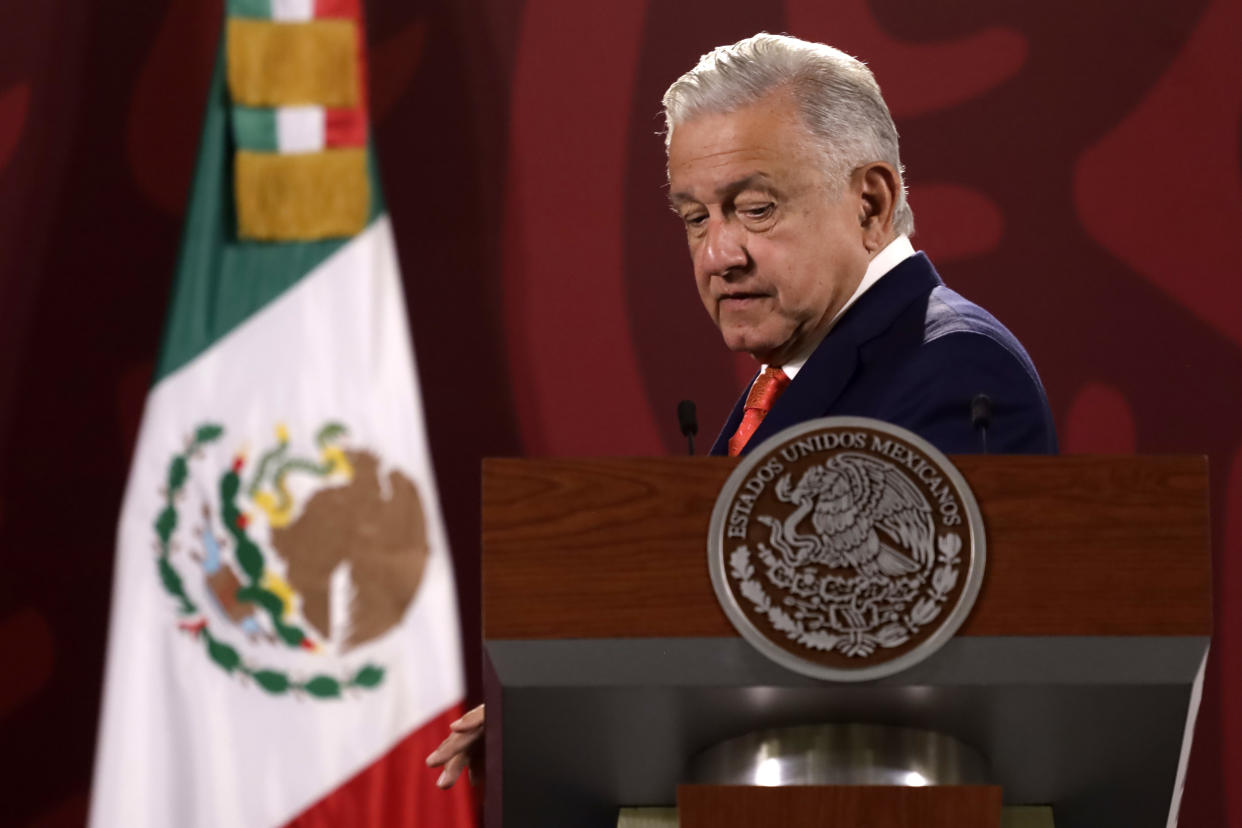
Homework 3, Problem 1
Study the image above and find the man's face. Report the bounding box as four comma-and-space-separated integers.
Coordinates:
667, 91, 871, 366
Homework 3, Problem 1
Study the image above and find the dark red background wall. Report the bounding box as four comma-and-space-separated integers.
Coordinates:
1, 0, 1239, 825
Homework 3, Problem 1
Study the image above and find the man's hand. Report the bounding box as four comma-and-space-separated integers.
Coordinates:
426, 704, 485, 789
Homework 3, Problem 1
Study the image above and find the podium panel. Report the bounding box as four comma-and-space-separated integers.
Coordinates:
678, 784, 1002, 828
482, 456, 1210, 828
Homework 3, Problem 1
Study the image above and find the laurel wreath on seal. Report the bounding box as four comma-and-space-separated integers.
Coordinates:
729, 532, 963, 658
153, 423, 385, 699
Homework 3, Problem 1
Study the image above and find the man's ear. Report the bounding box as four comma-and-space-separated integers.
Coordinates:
856, 162, 900, 252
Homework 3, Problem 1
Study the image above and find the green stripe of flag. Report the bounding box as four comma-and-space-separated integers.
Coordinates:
231, 107, 279, 152
226, 0, 272, 19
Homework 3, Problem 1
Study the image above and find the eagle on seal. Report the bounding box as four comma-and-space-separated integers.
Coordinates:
772, 452, 934, 577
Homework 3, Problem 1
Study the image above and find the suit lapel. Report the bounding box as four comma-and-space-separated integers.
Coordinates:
711, 254, 942, 455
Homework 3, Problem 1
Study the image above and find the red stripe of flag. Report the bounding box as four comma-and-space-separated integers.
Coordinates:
283, 703, 478, 827
313, 0, 361, 18
325, 108, 367, 147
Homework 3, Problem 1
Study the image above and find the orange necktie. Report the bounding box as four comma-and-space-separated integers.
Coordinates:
728, 366, 790, 456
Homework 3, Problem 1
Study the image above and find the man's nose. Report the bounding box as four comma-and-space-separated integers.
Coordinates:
699, 217, 748, 276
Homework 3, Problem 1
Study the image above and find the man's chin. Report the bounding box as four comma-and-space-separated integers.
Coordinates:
720, 331, 788, 365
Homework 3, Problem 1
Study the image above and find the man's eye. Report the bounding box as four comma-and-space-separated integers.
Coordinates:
683, 213, 708, 228
741, 203, 774, 220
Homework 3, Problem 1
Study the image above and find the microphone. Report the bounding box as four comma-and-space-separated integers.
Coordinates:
677, 400, 698, 456
970, 393, 992, 454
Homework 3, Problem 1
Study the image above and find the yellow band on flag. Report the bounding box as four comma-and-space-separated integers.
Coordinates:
235, 148, 369, 241
227, 18, 359, 107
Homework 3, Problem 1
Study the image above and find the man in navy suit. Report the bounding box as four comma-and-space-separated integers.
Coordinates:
427, 32, 1059, 794
663, 33, 1056, 457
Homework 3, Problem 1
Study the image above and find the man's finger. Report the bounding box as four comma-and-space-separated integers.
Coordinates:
449, 704, 485, 732
436, 752, 470, 789
425, 724, 484, 767
426, 731, 471, 766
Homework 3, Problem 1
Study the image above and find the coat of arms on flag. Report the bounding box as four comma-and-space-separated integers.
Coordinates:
154, 421, 434, 698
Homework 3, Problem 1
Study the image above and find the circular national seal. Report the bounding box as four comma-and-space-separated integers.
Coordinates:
708, 417, 986, 682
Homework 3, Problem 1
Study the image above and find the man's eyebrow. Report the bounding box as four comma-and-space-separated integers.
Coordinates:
668, 174, 779, 208
720, 174, 777, 198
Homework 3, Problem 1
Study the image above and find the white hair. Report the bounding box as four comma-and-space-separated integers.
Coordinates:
663, 32, 913, 236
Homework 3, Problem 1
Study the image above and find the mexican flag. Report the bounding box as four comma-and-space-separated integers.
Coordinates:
89, 2, 475, 826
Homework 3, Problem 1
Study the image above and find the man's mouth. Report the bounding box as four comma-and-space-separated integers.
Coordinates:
718, 292, 768, 307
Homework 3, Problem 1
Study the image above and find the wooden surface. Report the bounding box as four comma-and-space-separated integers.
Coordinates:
482, 456, 1211, 639
617, 804, 1054, 828
677, 785, 1002, 828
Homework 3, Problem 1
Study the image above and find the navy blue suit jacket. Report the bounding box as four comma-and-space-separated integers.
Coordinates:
709, 253, 1057, 456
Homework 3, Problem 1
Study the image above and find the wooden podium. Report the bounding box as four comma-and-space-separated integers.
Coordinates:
481, 456, 1210, 828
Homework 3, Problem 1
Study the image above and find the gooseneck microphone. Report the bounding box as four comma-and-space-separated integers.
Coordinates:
677, 400, 698, 456
970, 393, 993, 454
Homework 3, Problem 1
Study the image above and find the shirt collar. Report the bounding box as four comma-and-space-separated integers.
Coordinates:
773, 234, 916, 380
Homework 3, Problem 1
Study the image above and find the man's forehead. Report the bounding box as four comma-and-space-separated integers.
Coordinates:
666, 96, 824, 202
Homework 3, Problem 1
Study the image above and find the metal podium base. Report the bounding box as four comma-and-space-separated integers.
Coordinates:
687, 724, 992, 787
